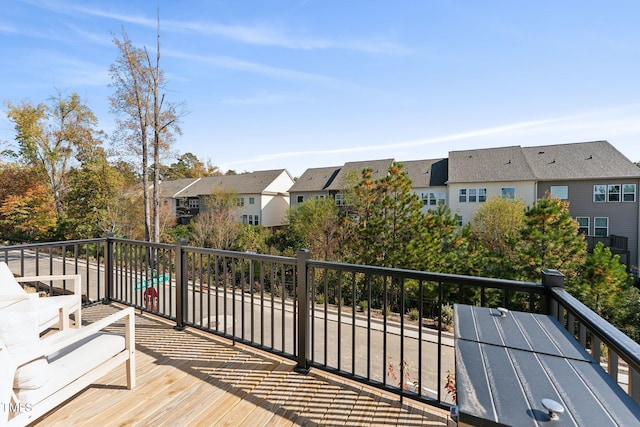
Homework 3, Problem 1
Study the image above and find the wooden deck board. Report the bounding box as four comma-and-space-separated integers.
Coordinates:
32, 304, 451, 426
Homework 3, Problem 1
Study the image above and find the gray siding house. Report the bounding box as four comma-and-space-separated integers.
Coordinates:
523, 141, 640, 270
449, 141, 640, 271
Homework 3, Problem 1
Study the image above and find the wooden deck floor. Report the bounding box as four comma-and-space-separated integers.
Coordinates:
34, 304, 453, 426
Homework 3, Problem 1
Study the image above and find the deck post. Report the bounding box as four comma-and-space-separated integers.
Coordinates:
295, 249, 311, 373
175, 238, 187, 330
103, 232, 114, 304
542, 269, 565, 317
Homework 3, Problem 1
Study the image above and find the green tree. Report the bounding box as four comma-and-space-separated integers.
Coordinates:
63, 146, 128, 239
233, 225, 270, 254
190, 190, 240, 250
570, 242, 631, 322
162, 152, 221, 180
417, 203, 478, 275
341, 162, 426, 269
470, 196, 526, 279
5, 91, 102, 218
517, 197, 586, 281
288, 197, 340, 261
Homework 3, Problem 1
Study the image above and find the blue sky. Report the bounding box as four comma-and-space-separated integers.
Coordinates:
2, 0, 640, 177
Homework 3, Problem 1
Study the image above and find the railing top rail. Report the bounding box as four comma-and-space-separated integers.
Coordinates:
308, 259, 544, 292
0, 237, 106, 250
183, 245, 298, 265
551, 287, 640, 373
109, 237, 175, 251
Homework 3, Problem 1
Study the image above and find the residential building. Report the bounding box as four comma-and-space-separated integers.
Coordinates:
448, 141, 640, 270
324, 159, 394, 206
160, 169, 294, 228
289, 159, 394, 207
523, 141, 640, 269
288, 166, 341, 206
447, 145, 538, 224
402, 158, 449, 213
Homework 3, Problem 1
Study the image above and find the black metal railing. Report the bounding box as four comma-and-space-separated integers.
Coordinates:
544, 269, 640, 403
2, 236, 640, 409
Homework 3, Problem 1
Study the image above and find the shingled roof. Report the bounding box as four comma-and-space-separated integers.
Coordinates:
288, 166, 341, 192
447, 146, 535, 183
158, 178, 199, 198
162, 169, 291, 198
401, 158, 448, 187
522, 140, 640, 180
324, 159, 394, 191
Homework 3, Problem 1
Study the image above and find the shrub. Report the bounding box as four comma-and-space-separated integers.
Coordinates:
408, 308, 419, 321
315, 293, 325, 305
358, 300, 368, 312
440, 303, 454, 328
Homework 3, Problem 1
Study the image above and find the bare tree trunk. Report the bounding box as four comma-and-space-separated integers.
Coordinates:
152, 15, 161, 244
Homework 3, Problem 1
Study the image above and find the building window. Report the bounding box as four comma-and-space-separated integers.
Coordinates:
422, 192, 446, 206
501, 187, 515, 199
576, 217, 589, 235
594, 217, 609, 237
241, 215, 248, 225
297, 195, 304, 203
469, 188, 477, 203
235, 197, 245, 207
550, 185, 568, 200
459, 189, 467, 203
335, 194, 344, 206
249, 197, 255, 205
478, 188, 487, 203
608, 184, 621, 202
623, 184, 636, 202
188, 198, 199, 209
254, 215, 260, 225
593, 185, 606, 202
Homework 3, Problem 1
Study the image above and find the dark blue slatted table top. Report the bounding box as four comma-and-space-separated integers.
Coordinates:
454, 304, 640, 427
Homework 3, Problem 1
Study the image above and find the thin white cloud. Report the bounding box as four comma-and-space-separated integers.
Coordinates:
222, 106, 640, 171
32, 1, 409, 54
225, 117, 570, 167
9, 50, 110, 88
222, 93, 299, 106
164, 49, 350, 87
64, 24, 113, 47
177, 21, 410, 54
0, 22, 19, 33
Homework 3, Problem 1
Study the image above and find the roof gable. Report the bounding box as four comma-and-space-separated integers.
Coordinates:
288, 166, 341, 192
325, 159, 394, 191
401, 158, 448, 187
164, 169, 291, 198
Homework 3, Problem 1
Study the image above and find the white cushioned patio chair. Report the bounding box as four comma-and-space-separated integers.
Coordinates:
0, 306, 135, 426
0, 262, 82, 332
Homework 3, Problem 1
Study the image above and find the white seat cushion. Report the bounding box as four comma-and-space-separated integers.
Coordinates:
15, 332, 125, 405
0, 311, 50, 390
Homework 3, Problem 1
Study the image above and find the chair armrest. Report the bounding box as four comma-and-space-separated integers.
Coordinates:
16, 274, 82, 297
42, 307, 135, 354
14, 307, 135, 368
